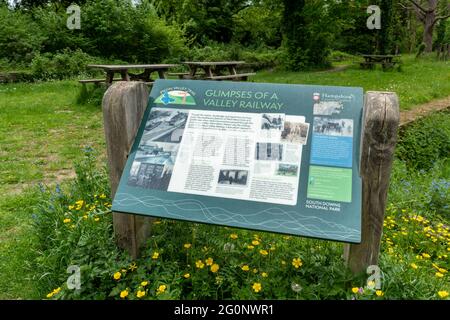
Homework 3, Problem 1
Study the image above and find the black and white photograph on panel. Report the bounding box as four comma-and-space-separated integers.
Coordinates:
218, 170, 249, 186
127, 142, 178, 191
313, 118, 353, 137
144, 108, 189, 143
281, 121, 310, 144
255, 143, 283, 161
260, 113, 284, 130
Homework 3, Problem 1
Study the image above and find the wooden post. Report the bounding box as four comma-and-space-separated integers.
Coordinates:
102, 81, 153, 259
344, 91, 400, 274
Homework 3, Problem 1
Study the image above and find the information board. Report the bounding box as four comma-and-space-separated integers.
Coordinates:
112, 80, 364, 243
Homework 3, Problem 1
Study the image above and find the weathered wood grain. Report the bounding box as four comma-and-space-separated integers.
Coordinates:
344, 91, 400, 274
102, 81, 153, 258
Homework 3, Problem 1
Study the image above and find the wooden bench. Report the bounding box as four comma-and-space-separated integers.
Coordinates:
206, 73, 256, 81
78, 78, 122, 85
360, 55, 401, 71
79, 79, 154, 86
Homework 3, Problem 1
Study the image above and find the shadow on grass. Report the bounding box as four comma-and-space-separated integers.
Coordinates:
76, 84, 106, 106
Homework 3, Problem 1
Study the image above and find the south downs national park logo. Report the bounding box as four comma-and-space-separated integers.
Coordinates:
155, 88, 196, 106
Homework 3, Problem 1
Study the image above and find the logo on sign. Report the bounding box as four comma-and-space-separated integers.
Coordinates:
155, 88, 196, 106
313, 93, 320, 102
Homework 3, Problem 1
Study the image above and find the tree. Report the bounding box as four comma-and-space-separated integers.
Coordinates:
151, 0, 249, 44
379, 0, 394, 54
405, 0, 450, 52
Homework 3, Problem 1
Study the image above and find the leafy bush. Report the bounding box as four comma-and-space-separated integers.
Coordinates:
0, 6, 44, 63
395, 111, 450, 171
80, 0, 186, 63
329, 51, 356, 62
30, 49, 99, 80
184, 43, 282, 71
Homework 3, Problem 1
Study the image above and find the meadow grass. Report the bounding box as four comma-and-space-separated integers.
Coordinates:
253, 55, 450, 110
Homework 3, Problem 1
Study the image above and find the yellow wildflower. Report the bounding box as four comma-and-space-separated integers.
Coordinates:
205, 257, 214, 266
113, 272, 121, 280
120, 290, 128, 299
241, 265, 250, 271
183, 243, 192, 249
195, 260, 205, 269
68, 205, 74, 210
439, 268, 447, 274
63, 218, 71, 224
352, 287, 359, 294
136, 290, 146, 298
367, 280, 375, 288
211, 264, 220, 273
252, 282, 262, 293
247, 245, 254, 250
422, 253, 431, 259
410, 263, 418, 270
99, 194, 107, 199
435, 272, 444, 278
156, 285, 167, 295
46, 292, 54, 298
183, 273, 191, 279
292, 258, 303, 269
376, 290, 384, 297
230, 234, 238, 240
438, 291, 449, 299
253, 268, 258, 274
152, 252, 159, 260
252, 240, 260, 246
261, 272, 268, 278
141, 281, 148, 287
94, 217, 100, 222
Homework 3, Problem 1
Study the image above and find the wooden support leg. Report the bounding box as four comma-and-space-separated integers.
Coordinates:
344, 91, 400, 274
102, 82, 154, 258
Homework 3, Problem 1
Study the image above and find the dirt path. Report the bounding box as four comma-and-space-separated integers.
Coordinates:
400, 95, 450, 126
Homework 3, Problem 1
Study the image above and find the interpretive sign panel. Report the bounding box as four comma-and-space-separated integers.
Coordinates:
112, 80, 364, 243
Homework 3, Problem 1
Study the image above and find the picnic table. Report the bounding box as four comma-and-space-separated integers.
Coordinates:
170, 61, 255, 81
81, 64, 178, 86
360, 55, 401, 70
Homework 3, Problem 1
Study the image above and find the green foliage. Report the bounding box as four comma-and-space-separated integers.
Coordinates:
329, 51, 356, 62
81, 0, 186, 62
32, 148, 120, 298
396, 111, 450, 171
0, 6, 44, 63
30, 49, 98, 80
152, 0, 249, 45
281, 0, 333, 70
184, 44, 282, 70
416, 43, 426, 58
232, 2, 283, 48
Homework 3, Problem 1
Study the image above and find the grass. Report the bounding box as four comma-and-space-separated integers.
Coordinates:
253, 54, 450, 110
0, 80, 106, 195
0, 81, 105, 299
0, 55, 449, 299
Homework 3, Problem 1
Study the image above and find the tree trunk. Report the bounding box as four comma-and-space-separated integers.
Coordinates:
423, 11, 436, 52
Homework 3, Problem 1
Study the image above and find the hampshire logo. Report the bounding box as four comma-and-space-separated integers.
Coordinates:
155, 88, 196, 106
